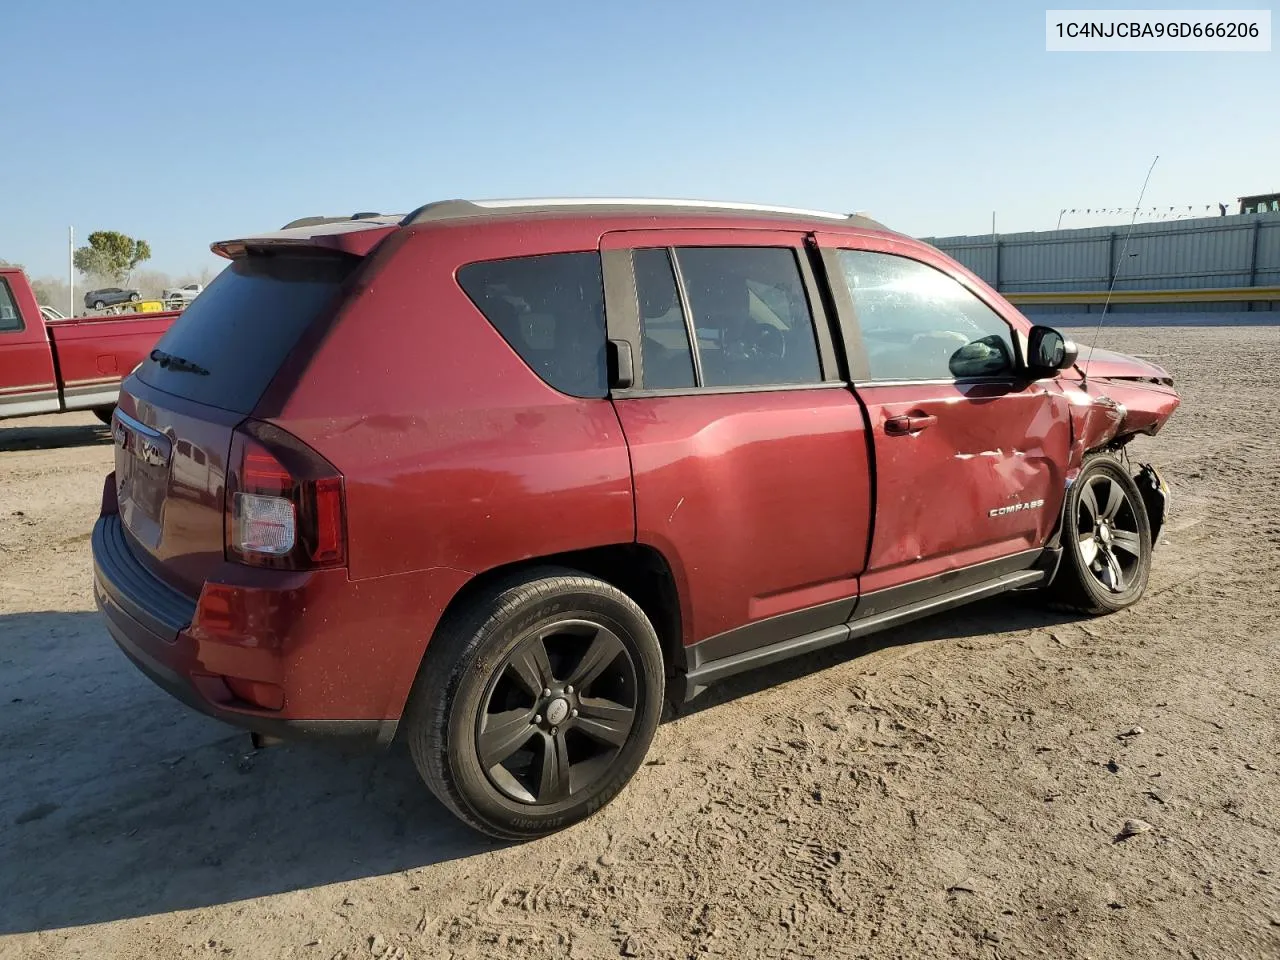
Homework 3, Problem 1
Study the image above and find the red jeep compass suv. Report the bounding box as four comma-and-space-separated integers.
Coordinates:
93, 198, 1179, 838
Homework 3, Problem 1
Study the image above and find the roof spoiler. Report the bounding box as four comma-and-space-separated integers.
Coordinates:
211, 217, 399, 260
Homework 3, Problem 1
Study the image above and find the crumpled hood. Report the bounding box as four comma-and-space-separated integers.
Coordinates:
1076, 346, 1173, 385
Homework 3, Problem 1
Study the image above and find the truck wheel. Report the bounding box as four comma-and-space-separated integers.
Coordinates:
404, 568, 664, 840
1048, 455, 1152, 615
92, 406, 116, 426
93, 300, 105, 310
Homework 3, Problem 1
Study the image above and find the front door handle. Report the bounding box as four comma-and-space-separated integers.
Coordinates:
884, 413, 938, 436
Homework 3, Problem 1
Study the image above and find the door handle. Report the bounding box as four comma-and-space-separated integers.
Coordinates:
884, 413, 938, 436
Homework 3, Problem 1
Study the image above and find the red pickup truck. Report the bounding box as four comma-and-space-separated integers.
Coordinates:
0, 266, 179, 423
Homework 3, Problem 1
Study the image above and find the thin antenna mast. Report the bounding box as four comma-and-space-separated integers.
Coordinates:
1083, 155, 1158, 385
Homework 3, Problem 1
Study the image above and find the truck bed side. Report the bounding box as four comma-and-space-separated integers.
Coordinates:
0, 265, 181, 420
46, 313, 180, 412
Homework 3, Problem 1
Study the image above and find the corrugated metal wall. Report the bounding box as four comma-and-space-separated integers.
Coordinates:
922, 212, 1280, 311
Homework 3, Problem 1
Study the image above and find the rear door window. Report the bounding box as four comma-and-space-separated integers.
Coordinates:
671, 247, 822, 388
632, 249, 696, 389
135, 256, 355, 414
458, 252, 606, 398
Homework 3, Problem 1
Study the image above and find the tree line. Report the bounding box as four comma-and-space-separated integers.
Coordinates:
3, 229, 218, 316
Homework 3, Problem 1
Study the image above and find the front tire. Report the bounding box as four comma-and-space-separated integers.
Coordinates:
92, 406, 115, 426
405, 569, 664, 840
1048, 455, 1152, 615
93, 300, 105, 310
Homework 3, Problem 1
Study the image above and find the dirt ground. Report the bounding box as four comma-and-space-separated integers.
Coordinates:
1, 325, 1277, 960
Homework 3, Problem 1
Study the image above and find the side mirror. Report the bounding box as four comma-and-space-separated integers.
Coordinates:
1027, 325, 1079, 376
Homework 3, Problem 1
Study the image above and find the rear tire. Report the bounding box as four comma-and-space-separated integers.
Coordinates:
1048, 455, 1152, 615
92, 406, 115, 426
129, 292, 140, 302
404, 568, 664, 840
93, 300, 105, 310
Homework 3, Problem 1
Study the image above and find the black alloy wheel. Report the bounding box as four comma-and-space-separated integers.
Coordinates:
1075, 471, 1144, 594
1048, 455, 1153, 615
477, 618, 638, 804
405, 569, 664, 839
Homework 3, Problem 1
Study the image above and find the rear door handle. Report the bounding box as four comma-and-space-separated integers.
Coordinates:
884, 413, 938, 436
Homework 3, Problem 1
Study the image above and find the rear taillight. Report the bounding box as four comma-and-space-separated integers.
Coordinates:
225, 420, 346, 570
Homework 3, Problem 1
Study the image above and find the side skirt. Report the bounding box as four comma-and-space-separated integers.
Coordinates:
677, 550, 1053, 701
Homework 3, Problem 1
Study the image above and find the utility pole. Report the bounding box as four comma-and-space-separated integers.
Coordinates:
68, 226, 74, 316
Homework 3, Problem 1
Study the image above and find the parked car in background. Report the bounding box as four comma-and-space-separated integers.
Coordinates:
2, 267, 179, 422
92, 198, 1179, 840
162, 283, 203, 307
84, 287, 141, 310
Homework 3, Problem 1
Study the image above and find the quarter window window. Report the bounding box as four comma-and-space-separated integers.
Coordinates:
837, 250, 1017, 382
458, 252, 607, 398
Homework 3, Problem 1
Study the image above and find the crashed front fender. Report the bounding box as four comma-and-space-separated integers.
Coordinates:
1058, 378, 1180, 472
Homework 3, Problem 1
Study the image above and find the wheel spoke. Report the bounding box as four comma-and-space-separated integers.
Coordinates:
478, 707, 536, 768
537, 731, 572, 802
507, 636, 553, 697
1079, 481, 1100, 524
574, 696, 635, 748
1101, 479, 1126, 522
1078, 534, 1099, 566
565, 627, 626, 691
1110, 529, 1142, 558
1103, 550, 1126, 592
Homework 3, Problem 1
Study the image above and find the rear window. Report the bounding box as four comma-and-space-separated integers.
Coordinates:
136, 256, 354, 414
0, 278, 22, 332
457, 252, 606, 398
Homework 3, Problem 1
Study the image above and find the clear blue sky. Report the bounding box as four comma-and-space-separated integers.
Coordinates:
3, 0, 1276, 278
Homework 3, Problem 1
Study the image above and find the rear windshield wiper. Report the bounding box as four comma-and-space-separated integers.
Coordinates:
149, 349, 210, 376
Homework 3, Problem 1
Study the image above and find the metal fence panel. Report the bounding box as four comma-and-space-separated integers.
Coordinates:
923, 212, 1280, 296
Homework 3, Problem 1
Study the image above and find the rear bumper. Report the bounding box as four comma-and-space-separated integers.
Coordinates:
92, 513, 396, 746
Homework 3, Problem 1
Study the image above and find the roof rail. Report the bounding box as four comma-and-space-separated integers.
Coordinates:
401, 197, 886, 229
479, 197, 851, 219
